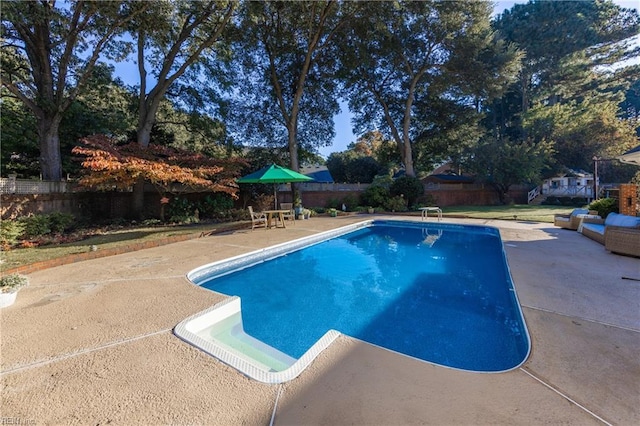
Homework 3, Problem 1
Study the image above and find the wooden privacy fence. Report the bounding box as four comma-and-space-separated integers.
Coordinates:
1, 178, 530, 220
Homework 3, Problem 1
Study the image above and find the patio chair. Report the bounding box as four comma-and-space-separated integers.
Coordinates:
248, 206, 267, 230
553, 208, 591, 230
280, 202, 295, 223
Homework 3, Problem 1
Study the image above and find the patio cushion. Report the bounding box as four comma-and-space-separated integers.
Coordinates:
570, 208, 589, 217
604, 213, 640, 228
582, 223, 605, 235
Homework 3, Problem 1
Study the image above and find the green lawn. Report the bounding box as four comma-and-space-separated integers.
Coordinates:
439, 204, 574, 223
0, 222, 243, 273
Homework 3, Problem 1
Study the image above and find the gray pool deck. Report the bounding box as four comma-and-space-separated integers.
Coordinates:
1, 215, 638, 425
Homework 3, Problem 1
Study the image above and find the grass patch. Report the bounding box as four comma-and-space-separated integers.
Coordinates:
439, 205, 574, 222
0, 221, 243, 272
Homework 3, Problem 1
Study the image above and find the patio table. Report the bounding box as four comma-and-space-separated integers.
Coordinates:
263, 210, 290, 229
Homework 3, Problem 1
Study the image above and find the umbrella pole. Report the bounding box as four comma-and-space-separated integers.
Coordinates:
274, 184, 278, 209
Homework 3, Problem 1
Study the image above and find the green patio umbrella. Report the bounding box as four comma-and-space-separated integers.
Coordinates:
237, 164, 314, 209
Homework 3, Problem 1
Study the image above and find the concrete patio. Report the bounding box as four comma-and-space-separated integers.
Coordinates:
1, 215, 638, 425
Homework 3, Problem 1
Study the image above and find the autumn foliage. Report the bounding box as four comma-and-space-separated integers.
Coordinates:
72, 135, 247, 197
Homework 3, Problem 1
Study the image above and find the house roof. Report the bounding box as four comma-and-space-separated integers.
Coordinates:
619, 144, 640, 165
554, 169, 592, 178
425, 174, 475, 183
300, 165, 334, 183
624, 145, 640, 155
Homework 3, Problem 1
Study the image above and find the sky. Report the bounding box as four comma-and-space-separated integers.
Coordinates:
112, 0, 639, 158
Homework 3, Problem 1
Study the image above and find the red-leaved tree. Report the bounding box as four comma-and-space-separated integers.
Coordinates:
72, 135, 247, 217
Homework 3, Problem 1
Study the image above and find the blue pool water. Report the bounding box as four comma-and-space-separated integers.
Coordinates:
197, 220, 529, 372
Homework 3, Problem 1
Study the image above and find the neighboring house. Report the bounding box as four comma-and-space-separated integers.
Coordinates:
541, 169, 594, 199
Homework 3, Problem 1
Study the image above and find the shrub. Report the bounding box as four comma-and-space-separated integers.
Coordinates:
543, 196, 560, 205
0, 220, 26, 250
168, 214, 200, 224
0, 273, 28, 293
166, 197, 195, 220
588, 198, 618, 218
253, 194, 275, 211
17, 212, 76, 239
19, 214, 51, 238
340, 194, 359, 211
197, 194, 234, 219
360, 185, 390, 208
385, 195, 408, 212
390, 176, 424, 207
47, 212, 75, 233
558, 196, 573, 206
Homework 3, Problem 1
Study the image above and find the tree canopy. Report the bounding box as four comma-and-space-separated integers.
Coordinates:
336, 0, 520, 177
1, 0, 148, 180
229, 0, 350, 173
2, 0, 639, 206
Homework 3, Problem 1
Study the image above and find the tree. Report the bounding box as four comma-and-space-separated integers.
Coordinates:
326, 151, 381, 184
338, 1, 514, 177
127, 0, 236, 216
230, 1, 352, 172
72, 135, 246, 209
132, 1, 235, 148
411, 95, 486, 175
477, 0, 640, 186
0, 92, 39, 177
326, 130, 398, 183
1, 0, 148, 180
620, 79, 640, 136
462, 136, 554, 204
524, 100, 639, 174
495, 0, 639, 109
491, 0, 640, 144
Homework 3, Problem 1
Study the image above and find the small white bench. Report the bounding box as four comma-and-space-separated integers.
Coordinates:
419, 207, 442, 221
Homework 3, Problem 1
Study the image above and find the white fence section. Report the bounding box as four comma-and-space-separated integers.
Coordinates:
527, 186, 540, 204
0, 177, 71, 194
542, 185, 593, 198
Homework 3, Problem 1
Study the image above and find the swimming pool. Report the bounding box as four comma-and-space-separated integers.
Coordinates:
175, 220, 530, 383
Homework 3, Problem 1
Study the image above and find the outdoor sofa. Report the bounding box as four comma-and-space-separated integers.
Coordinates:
553, 208, 597, 230
581, 212, 640, 257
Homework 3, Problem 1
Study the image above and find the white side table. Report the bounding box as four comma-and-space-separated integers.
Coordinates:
419, 207, 442, 221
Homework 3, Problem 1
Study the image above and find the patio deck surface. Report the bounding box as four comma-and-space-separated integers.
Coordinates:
1, 215, 638, 425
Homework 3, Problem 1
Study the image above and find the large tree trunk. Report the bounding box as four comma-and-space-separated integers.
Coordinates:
37, 115, 63, 180
137, 118, 154, 148
401, 134, 416, 177
287, 122, 302, 207
132, 97, 161, 218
